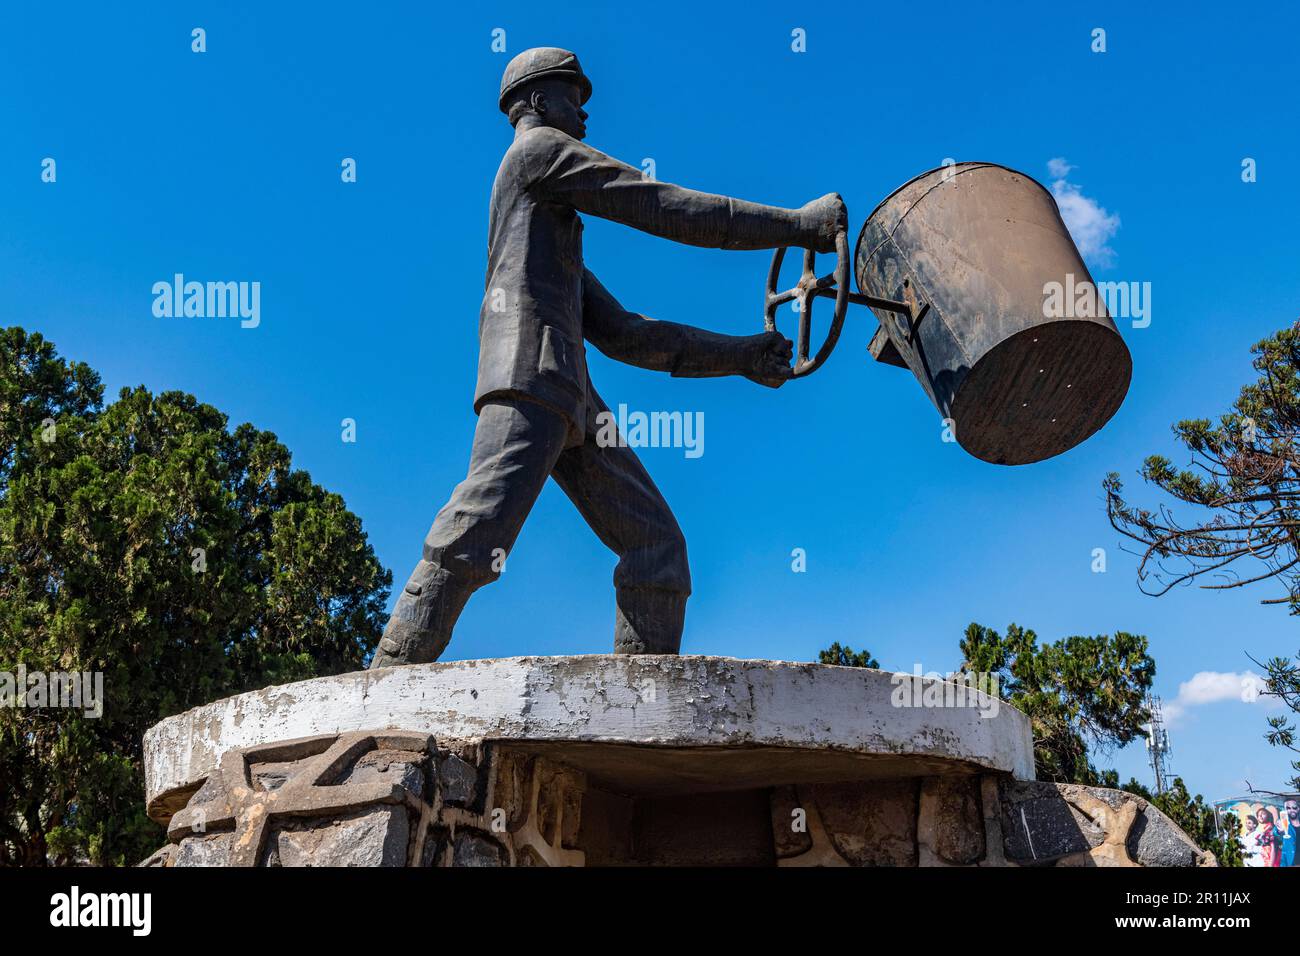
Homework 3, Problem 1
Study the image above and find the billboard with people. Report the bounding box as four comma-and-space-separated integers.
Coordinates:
1215, 796, 1300, 867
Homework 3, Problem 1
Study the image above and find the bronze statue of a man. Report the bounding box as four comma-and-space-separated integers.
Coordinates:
372, 47, 845, 668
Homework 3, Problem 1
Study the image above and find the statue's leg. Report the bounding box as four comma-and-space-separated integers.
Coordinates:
371, 398, 569, 668
550, 431, 691, 654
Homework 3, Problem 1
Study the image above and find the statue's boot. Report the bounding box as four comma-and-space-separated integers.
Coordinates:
370, 561, 473, 668
613, 587, 687, 655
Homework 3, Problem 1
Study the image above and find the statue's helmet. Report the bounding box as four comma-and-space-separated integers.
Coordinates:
498, 47, 592, 113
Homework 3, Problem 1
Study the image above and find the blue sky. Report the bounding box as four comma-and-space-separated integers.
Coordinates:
3, 1, 1298, 801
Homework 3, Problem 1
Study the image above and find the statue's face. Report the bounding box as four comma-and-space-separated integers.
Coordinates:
534, 79, 587, 140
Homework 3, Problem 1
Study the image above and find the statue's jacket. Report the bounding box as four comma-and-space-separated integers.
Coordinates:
476, 125, 815, 446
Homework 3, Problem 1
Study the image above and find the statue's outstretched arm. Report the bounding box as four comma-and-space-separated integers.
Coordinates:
583, 269, 791, 387
523, 127, 839, 253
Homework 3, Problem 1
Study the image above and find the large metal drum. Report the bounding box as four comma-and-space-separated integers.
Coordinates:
855, 162, 1132, 465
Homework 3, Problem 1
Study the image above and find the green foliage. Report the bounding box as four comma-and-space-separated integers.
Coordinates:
959, 623, 1154, 785
1105, 323, 1300, 795
0, 328, 103, 498
0, 327, 391, 865
1104, 323, 1300, 607
1260, 649, 1300, 791
818, 641, 879, 669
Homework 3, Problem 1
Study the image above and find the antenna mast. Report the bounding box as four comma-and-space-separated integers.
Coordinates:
1145, 694, 1173, 795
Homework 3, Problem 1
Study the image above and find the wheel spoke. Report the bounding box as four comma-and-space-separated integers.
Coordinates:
763, 228, 852, 378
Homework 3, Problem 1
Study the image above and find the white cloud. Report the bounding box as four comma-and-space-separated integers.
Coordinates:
1046, 157, 1074, 179
1161, 670, 1271, 726
1047, 157, 1121, 268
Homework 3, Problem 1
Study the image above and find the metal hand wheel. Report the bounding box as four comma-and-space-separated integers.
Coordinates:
763, 229, 851, 378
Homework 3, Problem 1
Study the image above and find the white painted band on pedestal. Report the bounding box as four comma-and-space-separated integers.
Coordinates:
144, 655, 1035, 812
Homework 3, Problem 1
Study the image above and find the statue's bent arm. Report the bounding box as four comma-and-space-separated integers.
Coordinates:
581, 269, 745, 378
522, 127, 817, 251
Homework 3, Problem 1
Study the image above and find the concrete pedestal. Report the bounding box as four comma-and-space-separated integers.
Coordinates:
138, 656, 1212, 867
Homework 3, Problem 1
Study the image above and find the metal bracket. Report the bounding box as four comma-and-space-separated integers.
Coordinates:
901, 280, 930, 344
868, 324, 907, 367
863, 279, 928, 368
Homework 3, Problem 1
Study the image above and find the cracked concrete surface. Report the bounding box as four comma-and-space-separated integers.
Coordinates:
144, 655, 1035, 817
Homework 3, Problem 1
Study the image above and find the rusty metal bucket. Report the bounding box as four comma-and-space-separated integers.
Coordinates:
855, 162, 1132, 465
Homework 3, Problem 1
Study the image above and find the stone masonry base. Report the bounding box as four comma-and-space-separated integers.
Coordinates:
140, 729, 1214, 867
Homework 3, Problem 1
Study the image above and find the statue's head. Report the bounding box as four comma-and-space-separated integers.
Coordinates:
499, 47, 591, 140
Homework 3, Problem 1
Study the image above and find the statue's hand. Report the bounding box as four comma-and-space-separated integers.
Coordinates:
740, 331, 794, 388
800, 192, 848, 253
